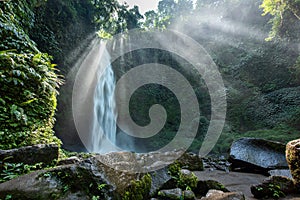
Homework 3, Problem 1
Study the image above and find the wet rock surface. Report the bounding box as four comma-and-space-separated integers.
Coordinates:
229, 138, 288, 172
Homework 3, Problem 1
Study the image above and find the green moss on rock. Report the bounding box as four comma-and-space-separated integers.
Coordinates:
286, 139, 300, 189
122, 174, 152, 200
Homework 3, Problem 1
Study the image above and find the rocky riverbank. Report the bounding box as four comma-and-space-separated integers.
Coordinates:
0, 138, 299, 199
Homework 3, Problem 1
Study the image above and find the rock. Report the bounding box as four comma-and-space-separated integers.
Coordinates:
95, 150, 184, 173
201, 189, 245, 200
176, 152, 204, 171
183, 190, 196, 200
57, 156, 81, 165
202, 157, 231, 172
0, 144, 59, 165
286, 139, 300, 189
251, 176, 297, 199
205, 189, 224, 197
194, 180, 229, 197
149, 166, 172, 196
0, 152, 155, 200
0, 164, 112, 200
158, 188, 183, 200
229, 138, 288, 172
268, 169, 293, 179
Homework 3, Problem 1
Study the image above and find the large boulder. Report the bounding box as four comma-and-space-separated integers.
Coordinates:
0, 144, 59, 165
0, 150, 208, 199
0, 164, 113, 200
0, 154, 153, 200
286, 139, 300, 189
229, 138, 288, 172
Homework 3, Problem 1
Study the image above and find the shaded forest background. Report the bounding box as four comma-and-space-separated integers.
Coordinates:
0, 0, 300, 154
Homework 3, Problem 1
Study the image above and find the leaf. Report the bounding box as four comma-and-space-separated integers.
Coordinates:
20, 98, 37, 106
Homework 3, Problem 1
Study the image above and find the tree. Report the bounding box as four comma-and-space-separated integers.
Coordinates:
144, 10, 159, 29
260, 0, 300, 40
143, 0, 194, 29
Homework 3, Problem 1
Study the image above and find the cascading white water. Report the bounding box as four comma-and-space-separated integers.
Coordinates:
91, 45, 118, 153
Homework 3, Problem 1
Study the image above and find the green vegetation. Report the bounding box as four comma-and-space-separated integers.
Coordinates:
122, 174, 152, 200
0, 0, 299, 199
0, 161, 43, 183
0, 1, 62, 149
260, 0, 300, 40
168, 162, 198, 191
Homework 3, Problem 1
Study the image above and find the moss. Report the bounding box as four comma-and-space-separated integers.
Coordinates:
168, 162, 198, 190
122, 174, 152, 200
178, 171, 198, 190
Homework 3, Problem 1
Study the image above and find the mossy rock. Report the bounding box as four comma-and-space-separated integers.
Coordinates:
251, 176, 297, 199
193, 180, 229, 197
122, 174, 152, 200
286, 139, 300, 189
0, 164, 112, 200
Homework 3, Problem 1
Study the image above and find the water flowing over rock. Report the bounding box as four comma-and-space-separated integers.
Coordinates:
229, 138, 288, 172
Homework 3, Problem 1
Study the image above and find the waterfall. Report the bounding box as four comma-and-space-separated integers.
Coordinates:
73, 38, 132, 153
91, 43, 118, 153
